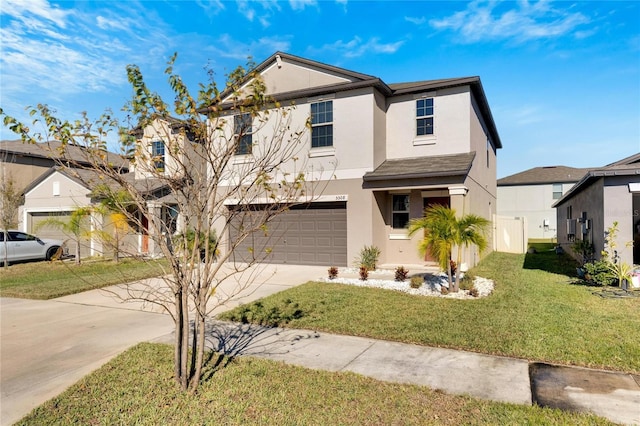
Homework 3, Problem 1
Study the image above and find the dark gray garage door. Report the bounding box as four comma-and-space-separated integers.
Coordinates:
229, 202, 347, 266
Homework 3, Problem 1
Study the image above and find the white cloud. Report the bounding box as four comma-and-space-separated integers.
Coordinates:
206, 34, 292, 61
2, 0, 71, 28
405, 16, 426, 25
289, 0, 317, 11
314, 36, 404, 58
0, 0, 174, 104
430, 0, 591, 43
194, 0, 226, 16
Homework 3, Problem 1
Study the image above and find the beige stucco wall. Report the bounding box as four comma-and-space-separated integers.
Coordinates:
385, 86, 472, 160
1, 156, 54, 193
259, 57, 355, 96
20, 171, 95, 256
134, 119, 193, 180
22, 171, 92, 213
498, 183, 574, 240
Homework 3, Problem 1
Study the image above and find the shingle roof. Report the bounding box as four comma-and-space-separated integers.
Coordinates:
363, 152, 476, 182
0, 140, 128, 170
498, 166, 591, 186
552, 153, 640, 206
22, 167, 167, 199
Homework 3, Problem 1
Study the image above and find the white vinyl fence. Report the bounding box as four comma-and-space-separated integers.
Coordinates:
494, 215, 527, 254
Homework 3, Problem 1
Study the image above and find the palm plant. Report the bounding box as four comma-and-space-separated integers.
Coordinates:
35, 207, 92, 264
408, 205, 490, 292
452, 213, 490, 292
408, 205, 456, 288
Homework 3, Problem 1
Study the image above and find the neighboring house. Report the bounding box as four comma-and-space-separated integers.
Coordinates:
1, 140, 129, 233
20, 166, 173, 258
203, 52, 502, 267
554, 153, 640, 265
0, 140, 128, 192
498, 166, 590, 241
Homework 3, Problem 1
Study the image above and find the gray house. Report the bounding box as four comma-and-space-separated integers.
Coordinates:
554, 153, 640, 265
498, 166, 589, 241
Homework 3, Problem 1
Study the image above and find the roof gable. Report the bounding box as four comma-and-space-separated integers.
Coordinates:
258, 52, 374, 96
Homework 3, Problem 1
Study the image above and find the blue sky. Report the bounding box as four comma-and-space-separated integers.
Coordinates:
1, 0, 639, 178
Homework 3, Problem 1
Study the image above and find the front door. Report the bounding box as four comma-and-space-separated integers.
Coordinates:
422, 197, 450, 262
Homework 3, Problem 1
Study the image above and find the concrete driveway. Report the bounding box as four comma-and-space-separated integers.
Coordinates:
0, 264, 328, 426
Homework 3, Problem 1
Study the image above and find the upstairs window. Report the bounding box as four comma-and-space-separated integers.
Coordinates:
234, 113, 252, 155
392, 194, 410, 229
416, 98, 434, 136
553, 183, 563, 200
311, 100, 333, 148
151, 141, 165, 172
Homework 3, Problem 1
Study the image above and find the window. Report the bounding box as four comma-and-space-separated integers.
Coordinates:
311, 100, 333, 148
392, 195, 410, 229
552, 183, 563, 200
234, 113, 252, 155
151, 141, 165, 172
416, 98, 434, 136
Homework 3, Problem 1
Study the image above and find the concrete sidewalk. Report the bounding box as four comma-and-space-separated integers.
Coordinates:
154, 320, 640, 425
3, 263, 639, 425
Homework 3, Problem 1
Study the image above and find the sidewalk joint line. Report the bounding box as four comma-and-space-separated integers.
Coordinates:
339, 340, 376, 372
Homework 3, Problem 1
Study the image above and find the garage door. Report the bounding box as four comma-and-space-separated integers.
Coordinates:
229, 202, 347, 266
28, 211, 92, 257
28, 211, 74, 241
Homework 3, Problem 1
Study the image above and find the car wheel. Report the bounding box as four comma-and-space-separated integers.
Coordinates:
46, 246, 61, 261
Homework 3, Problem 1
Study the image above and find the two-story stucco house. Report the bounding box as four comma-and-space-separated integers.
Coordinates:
204, 52, 502, 267
554, 153, 640, 266
498, 166, 589, 241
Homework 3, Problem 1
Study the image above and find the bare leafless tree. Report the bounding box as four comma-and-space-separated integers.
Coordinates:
1, 54, 332, 391
0, 170, 23, 268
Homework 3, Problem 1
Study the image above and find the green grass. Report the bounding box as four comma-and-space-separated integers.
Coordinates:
220, 251, 640, 374
0, 258, 168, 299
16, 342, 614, 425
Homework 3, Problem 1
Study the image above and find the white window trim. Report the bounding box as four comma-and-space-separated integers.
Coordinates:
309, 146, 336, 158
310, 99, 334, 149
413, 94, 436, 145
391, 194, 411, 230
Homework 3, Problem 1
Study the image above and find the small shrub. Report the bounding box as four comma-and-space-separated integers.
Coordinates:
231, 299, 304, 327
459, 274, 475, 291
395, 266, 409, 282
328, 266, 338, 280
409, 276, 423, 289
468, 286, 479, 297
359, 265, 369, 281
354, 245, 381, 271
440, 286, 449, 295
583, 260, 616, 286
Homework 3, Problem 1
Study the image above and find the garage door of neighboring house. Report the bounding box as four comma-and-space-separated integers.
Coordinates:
229, 202, 347, 266
28, 211, 91, 257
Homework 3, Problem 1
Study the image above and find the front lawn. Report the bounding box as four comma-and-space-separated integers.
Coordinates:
220, 251, 640, 373
16, 343, 614, 425
0, 258, 168, 299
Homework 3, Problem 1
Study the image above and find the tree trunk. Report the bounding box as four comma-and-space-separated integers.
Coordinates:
453, 248, 463, 293
75, 237, 81, 265
174, 290, 184, 388
189, 310, 206, 393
